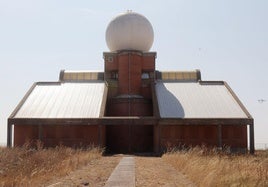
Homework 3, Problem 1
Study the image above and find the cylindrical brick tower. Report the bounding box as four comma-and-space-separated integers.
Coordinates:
104, 12, 156, 117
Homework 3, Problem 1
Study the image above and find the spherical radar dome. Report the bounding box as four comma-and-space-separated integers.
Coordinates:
106, 12, 154, 52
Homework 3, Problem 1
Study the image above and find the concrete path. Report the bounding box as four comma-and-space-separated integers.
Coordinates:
104, 157, 135, 187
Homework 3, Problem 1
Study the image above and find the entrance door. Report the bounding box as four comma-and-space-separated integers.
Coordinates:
106, 125, 153, 153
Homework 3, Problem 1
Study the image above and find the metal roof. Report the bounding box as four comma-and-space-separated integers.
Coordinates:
156, 81, 249, 118
13, 82, 106, 119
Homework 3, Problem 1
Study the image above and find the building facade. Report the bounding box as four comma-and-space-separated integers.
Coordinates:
8, 12, 254, 154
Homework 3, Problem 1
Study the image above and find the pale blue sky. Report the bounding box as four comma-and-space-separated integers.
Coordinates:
0, 0, 267, 147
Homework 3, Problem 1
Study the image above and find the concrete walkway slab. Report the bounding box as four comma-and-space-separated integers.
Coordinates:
104, 157, 135, 187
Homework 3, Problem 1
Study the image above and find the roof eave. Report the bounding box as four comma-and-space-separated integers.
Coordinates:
158, 118, 254, 125
8, 117, 253, 126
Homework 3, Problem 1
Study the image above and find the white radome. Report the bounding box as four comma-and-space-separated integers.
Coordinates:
105, 11, 154, 52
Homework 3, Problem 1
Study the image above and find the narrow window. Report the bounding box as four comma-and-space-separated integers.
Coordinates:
111, 71, 118, 79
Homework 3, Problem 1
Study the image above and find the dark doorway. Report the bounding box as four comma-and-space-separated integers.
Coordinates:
106, 125, 153, 153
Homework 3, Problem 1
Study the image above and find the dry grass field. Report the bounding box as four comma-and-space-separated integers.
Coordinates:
0, 142, 104, 186
1, 143, 267, 187
163, 147, 268, 187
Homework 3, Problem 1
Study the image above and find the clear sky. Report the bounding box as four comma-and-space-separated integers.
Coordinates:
0, 0, 267, 148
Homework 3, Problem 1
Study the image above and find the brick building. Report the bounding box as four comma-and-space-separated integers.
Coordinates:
8, 12, 254, 153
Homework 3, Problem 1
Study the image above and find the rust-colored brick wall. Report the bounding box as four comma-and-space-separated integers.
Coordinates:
142, 55, 155, 71
106, 82, 118, 98
42, 125, 100, 147
140, 81, 152, 99
118, 53, 142, 94
104, 51, 156, 117
14, 125, 39, 146
106, 98, 153, 116
104, 51, 156, 98
104, 54, 118, 71
159, 125, 247, 151
222, 125, 247, 148
14, 125, 103, 148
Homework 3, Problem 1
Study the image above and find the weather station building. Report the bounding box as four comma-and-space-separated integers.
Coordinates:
8, 12, 254, 154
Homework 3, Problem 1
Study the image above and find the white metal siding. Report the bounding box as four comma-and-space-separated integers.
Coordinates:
14, 82, 105, 118
156, 82, 248, 118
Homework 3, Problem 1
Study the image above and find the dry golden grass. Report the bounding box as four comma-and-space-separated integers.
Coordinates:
0, 142, 103, 187
163, 147, 268, 187
135, 156, 196, 187
1, 143, 268, 187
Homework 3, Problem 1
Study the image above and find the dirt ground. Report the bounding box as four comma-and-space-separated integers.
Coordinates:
135, 156, 196, 187
45, 155, 196, 187
45, 156, 121, 187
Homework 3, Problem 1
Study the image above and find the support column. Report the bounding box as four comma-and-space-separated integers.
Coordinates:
38, 124, 43, 141
217, 125, 222, 150
154, 125, 160, 153
98, 125, 102, 146
98, 125, 107, 147
128, 124, 131, 153
249, 124, 255, 154
7, 123, 12, 147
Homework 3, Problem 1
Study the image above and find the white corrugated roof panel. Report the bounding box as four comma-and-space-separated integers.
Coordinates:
14, 82, 106, 118
156, 81, 248, 118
